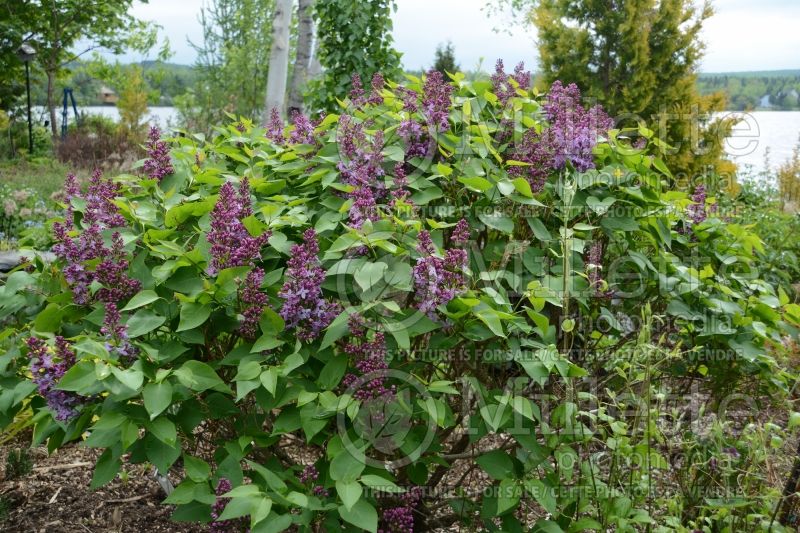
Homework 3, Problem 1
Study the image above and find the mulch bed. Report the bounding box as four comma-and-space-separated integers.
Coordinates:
0, 444, 202, 533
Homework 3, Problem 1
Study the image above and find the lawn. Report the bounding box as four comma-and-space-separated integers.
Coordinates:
0, 158, 72, 200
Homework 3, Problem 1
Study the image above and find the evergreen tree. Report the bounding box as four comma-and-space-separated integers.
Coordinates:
514, 0, 734, 178
433, 41, 458, 76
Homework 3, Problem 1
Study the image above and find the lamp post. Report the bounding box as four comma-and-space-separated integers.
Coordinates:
16, 43, 36, 154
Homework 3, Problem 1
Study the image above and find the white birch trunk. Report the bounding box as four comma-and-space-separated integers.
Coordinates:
264, 0, 293, 122
308, 33, 322, 80
287, 0, 315, 115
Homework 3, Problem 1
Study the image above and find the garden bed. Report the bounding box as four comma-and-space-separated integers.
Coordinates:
0, 441, 200, 532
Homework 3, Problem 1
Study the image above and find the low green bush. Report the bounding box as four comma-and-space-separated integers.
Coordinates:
1, 67, 798, 531
0, 182, 59, 249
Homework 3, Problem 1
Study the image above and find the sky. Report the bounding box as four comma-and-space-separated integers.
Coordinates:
125, 0, 800, 73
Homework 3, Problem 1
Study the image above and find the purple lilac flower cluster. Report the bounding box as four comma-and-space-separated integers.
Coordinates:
299, 464, 318, 483
83, 168, 126, 228
421, 70, 452, 132
289, 110, 316, 145
490, 59, 532, 105
208, 179, 271, 274
278, 229, 339, 341
265, 108, 285, 144
541, 81, 614, 171
52, 171, 140, 305
101, 302, 138, 362
350, 73, 385, 107
451, 218, 470, 245
95, 232, 142, 304
209, 478, 246, 533
342, 315, 394, 401
687, 184, 715, 225
337, 115, 386, 227
508, 128, 558, 193
27, 337, 83, 421
379, 487, 421, 533
394, 78, 433, 159
412, 230, 468, 319
298, 464, 329, 497
142, 125, 174, 181
398, 118, 429, 159
510, 81, 612, 191
238, 268, 268, 341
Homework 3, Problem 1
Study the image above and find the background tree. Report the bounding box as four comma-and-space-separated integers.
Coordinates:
287, 0, 315, 116
4, 0, 154, 137
264, 0, 293, 120
496, 0, 734, 178
116, 66, 149, 140
432, 41, 459, 75
308, 0, 402, 112
180, 0, 274, 133
0, 6, 27, 112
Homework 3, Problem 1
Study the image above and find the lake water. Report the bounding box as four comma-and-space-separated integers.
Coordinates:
719, 111, 800, 173
37, 106, 800, 174
33, 105, 180, 130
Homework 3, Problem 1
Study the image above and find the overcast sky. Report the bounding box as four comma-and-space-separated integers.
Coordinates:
125, 0, 800, 73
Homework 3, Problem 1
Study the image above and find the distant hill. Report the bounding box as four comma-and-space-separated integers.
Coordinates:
697, 70, 800, 110
699, 69, 800, 79
29, 60, 800, 112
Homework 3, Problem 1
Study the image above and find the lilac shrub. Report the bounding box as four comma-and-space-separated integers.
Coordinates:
0, 61, 782, 533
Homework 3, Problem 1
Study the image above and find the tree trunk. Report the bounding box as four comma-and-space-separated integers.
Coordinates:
308, 33, 322, 80
264, 0, 293, 122
46, 69, 58, 137
286, 0, 314, 116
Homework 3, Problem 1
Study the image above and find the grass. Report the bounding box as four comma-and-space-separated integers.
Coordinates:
0, 157, 72, 199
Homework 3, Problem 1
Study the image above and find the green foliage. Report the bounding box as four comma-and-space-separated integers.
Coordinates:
3, 0, 157, 135
0, 13, 26, 111
0, 495, 10, 522
117, 66, 149, 141
308, 0, 402, 112
0, 70, 797, 532
0, 182, 59, 249
726, 172, 800, 295
4, 448, 33, 480
778, 137, 800, 209
179, 0, 274, 134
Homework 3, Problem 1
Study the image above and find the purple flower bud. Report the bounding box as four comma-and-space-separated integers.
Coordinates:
412, 231, 468, 319
143, 125, 174, 181
278, 229, 339, 341
421, 70, 452, 132
210, 478, 246, 533
27, 337, 83, 421
451, 218, 470, 245
265, 108, 285, 144
238, 268, 268, 341
289, 110, 316, 145
508, 80, 612, 190
491, 59, 531, 105
208, 179, 271, 274
52, 173, 139, 307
